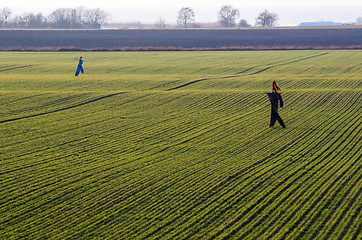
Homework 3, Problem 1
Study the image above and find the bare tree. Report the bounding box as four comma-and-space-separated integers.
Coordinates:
48, 8, 75, 28
71, 7, 85, 28
83, 8, 108, 28
356, 17, 362, 25
255, 9, 278, 27
177, 7, 195, 28
156, 17, 166, 29
48, 8, 82, 29
0, 7, 12, 27
218, 5, 239, 27
0, 6, 108, 29
238, 19, 251, 27
48, 7, 106, 29
20, 13, 46, 28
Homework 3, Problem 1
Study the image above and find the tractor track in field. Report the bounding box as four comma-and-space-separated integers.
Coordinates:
206, 97, 361, 239
0, 65, 33, 72
323, 186, 362, 240
211, 94, 355, 193
219, 125, 361, 240
143, 128, 315, 239
166, 52, 328, 90
167, 78, 209, 90
252, 143, 362, 239
2, 93, 91, 118
174, 119, 356, 239
2, 50, 361, 240
0, 92, 126, 124
298, 156, 362, 240
248, 52, 328, 75
144, 93, 361, 239
212, 130, 311, 191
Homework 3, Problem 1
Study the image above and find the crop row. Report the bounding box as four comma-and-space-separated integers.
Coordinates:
1, 51, 361, 239
133, 92, 361, 239
0, 51, 360, 93
2, 88, 360, 239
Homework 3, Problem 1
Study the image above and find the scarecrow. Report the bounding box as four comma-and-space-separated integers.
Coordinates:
266, 81, 286, 128
75, 56, 84, 76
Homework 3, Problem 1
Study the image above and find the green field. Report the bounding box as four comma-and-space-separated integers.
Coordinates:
0, 50, 361, 239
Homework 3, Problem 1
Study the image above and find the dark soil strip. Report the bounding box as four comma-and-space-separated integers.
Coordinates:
0, 92, 126, 124
1, 28, 361, 50
167, 53, 328, 90
0, 65, 33, 72
249, 52, 328, 75
167, 78, 209, 90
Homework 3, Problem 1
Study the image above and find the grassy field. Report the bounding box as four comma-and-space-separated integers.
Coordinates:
0, 50, 361, 239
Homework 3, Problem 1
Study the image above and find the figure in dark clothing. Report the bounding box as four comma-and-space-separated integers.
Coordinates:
267, 81, 286, 128
75, 56, 84, 76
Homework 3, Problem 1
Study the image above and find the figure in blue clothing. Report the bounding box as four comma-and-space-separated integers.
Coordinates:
266, 81, 286, 128
75, 56, 84, 76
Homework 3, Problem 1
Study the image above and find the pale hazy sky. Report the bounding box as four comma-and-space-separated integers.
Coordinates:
1, 0, 361, 26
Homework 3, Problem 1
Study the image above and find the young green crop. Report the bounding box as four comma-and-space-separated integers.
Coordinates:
0, 50, 361, 239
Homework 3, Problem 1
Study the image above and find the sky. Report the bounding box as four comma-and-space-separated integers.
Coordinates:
1, 0, 361, 26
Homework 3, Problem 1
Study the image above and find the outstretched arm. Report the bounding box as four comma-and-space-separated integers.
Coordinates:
279, 94, 284, 108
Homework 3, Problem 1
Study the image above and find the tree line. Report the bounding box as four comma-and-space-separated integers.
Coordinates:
1, 5, 361, 29
0, 7, 107, 29
178, 6, 278, 28
177, 5, 361, 28
0, 5, 279, 29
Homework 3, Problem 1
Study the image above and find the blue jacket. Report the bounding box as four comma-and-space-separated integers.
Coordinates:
75, 59, 84, 76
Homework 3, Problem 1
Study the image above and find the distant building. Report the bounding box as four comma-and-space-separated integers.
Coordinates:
92, 24, 101, 29
299, 21, 344, 27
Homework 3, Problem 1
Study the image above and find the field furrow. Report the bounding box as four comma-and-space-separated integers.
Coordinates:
0, 50, 361, 240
